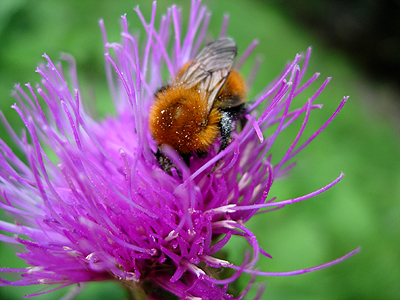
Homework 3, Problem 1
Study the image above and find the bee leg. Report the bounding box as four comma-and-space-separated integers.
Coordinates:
181, 153, 192, 166
154, 148, 193, 177
155, 149, 175, 175
218, 111, 235, 151
196, 151, 208, 159
238, 102, 250, 129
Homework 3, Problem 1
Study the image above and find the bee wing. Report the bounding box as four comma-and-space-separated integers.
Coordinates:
180, 37, 237, 112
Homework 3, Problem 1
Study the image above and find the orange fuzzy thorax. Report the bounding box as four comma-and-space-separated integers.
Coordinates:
149, 84, 221, 154
216, 69, 246, 105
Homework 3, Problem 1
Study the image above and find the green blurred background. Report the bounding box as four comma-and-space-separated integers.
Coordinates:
1, 0, 399, 299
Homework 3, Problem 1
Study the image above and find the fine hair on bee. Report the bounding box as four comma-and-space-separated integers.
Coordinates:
149, 37, 248, 174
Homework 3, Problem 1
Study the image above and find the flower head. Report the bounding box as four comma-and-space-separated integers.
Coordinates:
0, 1, 359, 299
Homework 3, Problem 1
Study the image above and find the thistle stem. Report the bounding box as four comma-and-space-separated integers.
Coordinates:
123, 282, 149, 300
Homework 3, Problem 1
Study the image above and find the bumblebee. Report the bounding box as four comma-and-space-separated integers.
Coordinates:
149, 37, 247, 171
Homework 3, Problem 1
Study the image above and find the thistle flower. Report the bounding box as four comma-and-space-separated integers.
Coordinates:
0, 1, 359, 299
